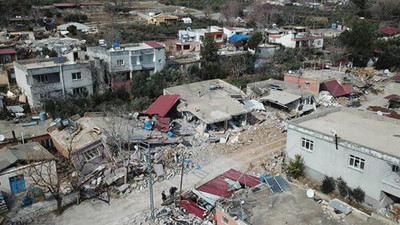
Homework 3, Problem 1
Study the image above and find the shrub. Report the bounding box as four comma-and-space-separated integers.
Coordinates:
287, 154, 304, 179
350, 187, 365, 203
321, 176, 335, 194
337, 177, 348, 197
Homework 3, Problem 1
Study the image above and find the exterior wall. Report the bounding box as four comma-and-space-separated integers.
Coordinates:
285, 126, 396, 209
313, 38, 324, 49
62, 63, 94, 95
0, 134, 52, 150
154, 48, 166, 73
215, 207, 248, 225
0, 160, 57, 196
269, 33, 296, 48
109, 51, 131, 73
71, 140, 109, 175
284, 74, 320, 95
14, 63, 35, 106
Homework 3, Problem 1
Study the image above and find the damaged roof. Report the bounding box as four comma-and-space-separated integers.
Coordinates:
144, 94, 180, 117
0, 142, 54, 172
164, 79, 249, 124
324, 79, 357, 98
260, 89, 301, 106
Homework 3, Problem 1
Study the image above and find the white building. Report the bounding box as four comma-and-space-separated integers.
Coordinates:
14, 56, 94, 109
87, 41, 165, 90
286, 107, 400, 209
223, 26, 254, 40
266, 26, 324, 49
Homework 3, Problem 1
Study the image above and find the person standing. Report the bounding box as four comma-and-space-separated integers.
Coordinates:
161, 191, 167, 202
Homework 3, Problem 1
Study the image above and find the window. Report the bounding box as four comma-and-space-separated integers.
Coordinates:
117, 59, 124, 66
72, 72, 82, 80
73, 87, 86, 95
36, 74, 49, 83
349, 155, 365, 171
221, 216, 229, 224
183, 45, 190, 50
301, 138, 314, 151
83, 148, 101, 161
392, 165, 399, 172
9, 175, 26, 194
305, 82, 310, 89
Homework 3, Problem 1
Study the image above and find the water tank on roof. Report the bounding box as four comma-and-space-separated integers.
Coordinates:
112, 42, 120, 49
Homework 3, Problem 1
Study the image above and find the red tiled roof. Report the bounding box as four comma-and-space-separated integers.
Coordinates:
0, 48, 16, 55
367, 106, 400, 120
144, 94, 180, 117
324, 79, 357, 98
377, 27, 400, 36
143, 41, 164, 49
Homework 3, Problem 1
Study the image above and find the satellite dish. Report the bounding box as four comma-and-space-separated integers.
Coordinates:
0, 134, 5, 142
306, 189, 315, 198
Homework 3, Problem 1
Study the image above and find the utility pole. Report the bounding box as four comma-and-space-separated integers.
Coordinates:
179, 155, 185, 200
147, 143, 154, 220
138, 142, 154, 220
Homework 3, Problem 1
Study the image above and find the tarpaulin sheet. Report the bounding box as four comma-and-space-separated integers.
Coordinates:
229, 34, 252, 42
178, 197, 207, 219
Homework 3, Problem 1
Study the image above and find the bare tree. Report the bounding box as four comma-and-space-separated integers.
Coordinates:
24, 158, 63, 214
220, 0, 241, 23
370, 0, 400, 20
223, 54, 248, 77
250, 2, 281, 28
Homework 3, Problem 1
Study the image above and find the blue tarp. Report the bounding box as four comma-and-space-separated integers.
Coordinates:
229, 34, 252, 42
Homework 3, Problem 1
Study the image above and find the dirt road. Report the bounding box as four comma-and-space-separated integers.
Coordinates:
36, 138, 286, 225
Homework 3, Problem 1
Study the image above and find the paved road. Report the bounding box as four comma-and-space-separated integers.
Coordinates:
36, 138, 286, 225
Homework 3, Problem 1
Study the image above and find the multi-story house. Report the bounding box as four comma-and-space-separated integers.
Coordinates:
286, 107, 400, 209
266, 25, 324, 49
87, 41, 165, 90
14, 55, 93, 109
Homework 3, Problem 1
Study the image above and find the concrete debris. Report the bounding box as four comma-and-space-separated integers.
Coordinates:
378, 203, 400, 222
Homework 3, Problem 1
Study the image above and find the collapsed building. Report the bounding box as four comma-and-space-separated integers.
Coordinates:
163, 79, 250, 132
247, 79, 316, 116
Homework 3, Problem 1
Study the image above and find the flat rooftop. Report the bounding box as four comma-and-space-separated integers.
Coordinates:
247, 79, 314, 97
291, 107, 400, 158
164, 79, 249, 124
0, 118, 53, 143
15, 58, 89, 70
49, 116, 151, 152
286, 69, 348, 82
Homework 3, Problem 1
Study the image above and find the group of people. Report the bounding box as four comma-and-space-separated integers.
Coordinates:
161, 186, 178, 202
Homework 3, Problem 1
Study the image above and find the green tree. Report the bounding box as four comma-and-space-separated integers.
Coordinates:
131, 71, 151, 98
339, 20, 377, 57
287, 154, 304, 179
321, 176, 336, 194
349, 187, 365, 203
248, 32, 263, 50
337, 177, 348, 197
201, 35, 219, 62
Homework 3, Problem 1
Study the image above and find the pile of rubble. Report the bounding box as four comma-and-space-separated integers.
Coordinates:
378, 203, 400, 222
249, 151, 285, 176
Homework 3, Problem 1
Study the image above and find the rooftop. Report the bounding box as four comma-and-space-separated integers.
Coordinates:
0, 118, 53, 144
0, 48, 16, 55
48, 115, 152, 153
15, 57, 88, 70
0, 142, 54, 172
164, 79, 249, 124
247, 79, 314, 98
290, 107, 400, 159
285, 69, 347, 82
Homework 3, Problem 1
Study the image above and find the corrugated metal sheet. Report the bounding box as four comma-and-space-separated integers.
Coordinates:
0, 142, 54, 172
0, 48, 16, 55
178, 197, 207, 219
144, 94, 180, 117
324, 79, 356, 98
143, 41, 164, 49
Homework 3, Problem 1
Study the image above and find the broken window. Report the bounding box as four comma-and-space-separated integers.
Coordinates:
349, 155, 365, 171
301, 138, 314, 151
392, 165, 399, 172
83, 148, 101, 161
